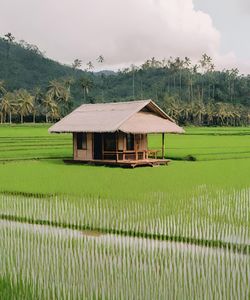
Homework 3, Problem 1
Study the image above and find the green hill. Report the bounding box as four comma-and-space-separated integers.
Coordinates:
0, 37, 84, 91
0, 37, 249, 125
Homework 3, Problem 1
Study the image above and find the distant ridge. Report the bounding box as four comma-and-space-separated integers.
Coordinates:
0, 38, 84, 91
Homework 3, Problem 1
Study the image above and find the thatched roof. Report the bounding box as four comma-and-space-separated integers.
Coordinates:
49, 100, 184, 134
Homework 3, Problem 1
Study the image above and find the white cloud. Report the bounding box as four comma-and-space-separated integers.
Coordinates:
0, 0, 249, 72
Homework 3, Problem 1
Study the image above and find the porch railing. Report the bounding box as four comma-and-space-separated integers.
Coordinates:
102, 149, 163, 161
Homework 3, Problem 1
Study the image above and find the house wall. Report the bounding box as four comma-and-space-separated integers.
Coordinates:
73, 133, 93, 161
117, 133, 147, 152
134, 134, 147, 151
72, 132, 148, 161
118, 132, 125, 150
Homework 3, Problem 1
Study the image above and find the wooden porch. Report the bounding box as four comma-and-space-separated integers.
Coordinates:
64, 158, 170, 168
72, 131, 168, 167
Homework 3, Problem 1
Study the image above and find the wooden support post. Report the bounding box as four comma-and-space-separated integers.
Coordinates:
72, 133, 75, 159
116, 132, 118, 162
101, 134, 104, 160
162, 133, 165, 159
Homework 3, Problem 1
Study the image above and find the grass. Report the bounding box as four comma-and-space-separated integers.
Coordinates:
149, 127, 250, 161
0, 124, 249, 199
0, 124, 72, 160
0, 124, 249, 299
0, 158, 250, 199
1, 125, 250, 162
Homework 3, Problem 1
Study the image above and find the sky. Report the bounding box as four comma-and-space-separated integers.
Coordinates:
0, 0, 249, 73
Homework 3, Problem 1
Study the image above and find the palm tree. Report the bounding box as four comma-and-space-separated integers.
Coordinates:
32, 87, 44, 123
47, 80, 63, 101
214, 102, 228, 125
0, 91, 18, 123
130, 64, 138, 99
199, 53, 213, 101
64, 77, 74, 90
0, 80, 7, 123
48, 100, 60, 122
97, 55, 104, 64
4, 32, 15, 58
46, 79, 71, 116
0, 80, 7, 96
17, 89, 34, 123
205, 102, 215, 125
72, 59, 82, 71
79, 77, 94, 102
42, 94, 58, 123
182, 102, 193, 124
226, 68, 239, 103
86, 61, 94, 71
174, 57, 184, 100
164, 96, 182, 121
0, 93, 12, 123
193, 101, 206, 125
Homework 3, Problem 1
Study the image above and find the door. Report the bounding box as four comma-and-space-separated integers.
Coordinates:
93, 133, 102, 159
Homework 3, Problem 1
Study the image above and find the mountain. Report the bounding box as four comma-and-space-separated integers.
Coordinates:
0, 37, 250, 110
0, 38, 84, 91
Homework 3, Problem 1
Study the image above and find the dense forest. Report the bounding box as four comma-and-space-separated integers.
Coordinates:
0, 33, 249, 126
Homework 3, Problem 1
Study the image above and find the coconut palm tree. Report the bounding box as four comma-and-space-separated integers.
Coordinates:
86, 61, 94, 71
48, 100, 60, 122
4, 32, 15, 58
193, 101, 206, 125
97, 55, 104, 64
32, 87, 44, 123
174, 57, 184, 100
42, 94, 59, 123
79, 77, 94, 102
46, 79, 71, 116
17, 89, 34, 123
47, 80, 63, 101
205, 102, 215, 125
72, 59, 82, 71
0, 93, 12, 123
164, 96, 183, 121
0, 80, 7, 96
0, 91, 18, 123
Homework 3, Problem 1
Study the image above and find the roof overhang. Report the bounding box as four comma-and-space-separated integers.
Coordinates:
119, 112, 184, 134
49, 99, 184, 134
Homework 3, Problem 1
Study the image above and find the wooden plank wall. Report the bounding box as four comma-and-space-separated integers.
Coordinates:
73, 132, 93, 161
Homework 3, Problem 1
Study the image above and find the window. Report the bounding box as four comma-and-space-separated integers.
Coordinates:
104, 133, 116, 151
126, 134, 134, 150
76, 133, 87, 150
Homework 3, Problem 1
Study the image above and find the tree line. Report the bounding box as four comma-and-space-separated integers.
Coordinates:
163, 96, 249, 126
0, 33, 249, 126
0, 76, 99, 123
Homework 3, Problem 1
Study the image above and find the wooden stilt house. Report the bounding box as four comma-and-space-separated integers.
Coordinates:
49, 100, 184, 167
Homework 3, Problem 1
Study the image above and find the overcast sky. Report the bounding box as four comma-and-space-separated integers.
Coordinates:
0, 0, 249, 73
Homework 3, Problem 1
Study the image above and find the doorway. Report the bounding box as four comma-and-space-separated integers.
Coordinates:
93, 133, 102, 159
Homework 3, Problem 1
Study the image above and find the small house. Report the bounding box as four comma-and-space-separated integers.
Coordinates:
49, 100, 184, 167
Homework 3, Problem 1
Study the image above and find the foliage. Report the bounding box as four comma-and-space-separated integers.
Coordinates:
0, 36, 250, 126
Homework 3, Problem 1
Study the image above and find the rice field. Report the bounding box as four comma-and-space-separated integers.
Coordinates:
0, 124, 250, 161
1, 220, 249, 300
0, 188, 249, 247
0, 124, 249, 299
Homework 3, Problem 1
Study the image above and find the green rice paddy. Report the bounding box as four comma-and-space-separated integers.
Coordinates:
0, 124, 249, 198
0, 124, 249, 299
